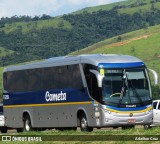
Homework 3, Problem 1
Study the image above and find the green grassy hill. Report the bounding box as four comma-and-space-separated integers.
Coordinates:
1, 0, 160, 66
0, 17, 72, 34
1, 0, 160, 34
0, 46, 14, 56
74, 0, 160, 15
73, 0, 129, 14
0, 0, 159, 33
70, 24, 160, 87
0, 17, 72, 63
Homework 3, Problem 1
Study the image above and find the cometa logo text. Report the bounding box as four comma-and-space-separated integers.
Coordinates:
45, 91, 67, 102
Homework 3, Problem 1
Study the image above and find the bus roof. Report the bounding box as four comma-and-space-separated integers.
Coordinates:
4, 54, 145, 72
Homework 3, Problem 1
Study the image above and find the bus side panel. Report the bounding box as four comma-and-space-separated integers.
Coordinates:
56, 104, 95, 127
3, 92, 96, 129
57, 105, 74, 127
4, 104, 95, 128
4, 107, 33, 128
31, 106, 59, 127
32, 103, 95, 128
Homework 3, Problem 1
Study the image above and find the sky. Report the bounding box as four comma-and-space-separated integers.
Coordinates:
0, 0, 124, 18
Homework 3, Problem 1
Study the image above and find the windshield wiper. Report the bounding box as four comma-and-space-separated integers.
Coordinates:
120, 86, 125, 99
118, 70, 128, 106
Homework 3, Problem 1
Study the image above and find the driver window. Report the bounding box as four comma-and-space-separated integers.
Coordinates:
102, 74, 123, 97
102, 80, 111, 101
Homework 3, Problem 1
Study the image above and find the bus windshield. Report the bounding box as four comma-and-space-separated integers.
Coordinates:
102, 68, 151, 107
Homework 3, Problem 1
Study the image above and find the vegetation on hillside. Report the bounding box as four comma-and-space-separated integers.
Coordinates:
75, 0, 160, 15
0, 0, 160, 65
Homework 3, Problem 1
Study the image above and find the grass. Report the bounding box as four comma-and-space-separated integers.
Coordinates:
16, 127, 160, 135
1, 127, 160, 143
0, 17, 72, 34
70, 24, 160, 55
119, 1, 160, 15
0, 47, 14, 57
74, 0, 158, 15
73, 0, 132, 14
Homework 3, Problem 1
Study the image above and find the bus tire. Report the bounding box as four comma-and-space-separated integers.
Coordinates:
144, 125, 152, 129
1, 128, 7, 133
80, 114, 93, 132
23, 115, 32, 132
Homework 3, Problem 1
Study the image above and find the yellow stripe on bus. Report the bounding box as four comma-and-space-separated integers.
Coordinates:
4, 101, 92, 108
106, 106, 152, 114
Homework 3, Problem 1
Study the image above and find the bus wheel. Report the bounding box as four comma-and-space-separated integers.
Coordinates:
1, 129, 7, 133
80, 114, 93, 132
23, 115, 32, 132
144, 125, 152, 129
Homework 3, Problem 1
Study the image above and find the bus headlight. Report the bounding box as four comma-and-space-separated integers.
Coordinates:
146, 109, 152, 113
105, 118, 109, 122
105, 110, 111, 114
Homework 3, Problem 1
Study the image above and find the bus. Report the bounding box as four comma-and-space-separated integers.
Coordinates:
2, 54, 158, 132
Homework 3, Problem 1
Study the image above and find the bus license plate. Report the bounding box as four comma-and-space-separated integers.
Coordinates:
128, 119, 135, 123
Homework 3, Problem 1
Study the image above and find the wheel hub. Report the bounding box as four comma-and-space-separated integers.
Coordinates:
81, 118, 87, 128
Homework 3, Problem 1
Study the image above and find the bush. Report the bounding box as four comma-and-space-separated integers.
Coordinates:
152, 85, 160, 100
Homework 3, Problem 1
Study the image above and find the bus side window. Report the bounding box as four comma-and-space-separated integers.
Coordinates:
3, 73, 7, 91
84, 64, 101, 102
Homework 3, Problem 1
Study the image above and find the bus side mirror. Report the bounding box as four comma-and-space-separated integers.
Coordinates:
89, 70, 104, 87
148, 69, 158, 85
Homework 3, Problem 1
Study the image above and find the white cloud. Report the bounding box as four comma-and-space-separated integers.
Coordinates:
93, 0, 124, 5
0, 0, 123, 18
65, 0, 83, 5
97, 0, 111, 5
0, 4, 7, 18
64, 0, 122, 6
0, 0, 61, 18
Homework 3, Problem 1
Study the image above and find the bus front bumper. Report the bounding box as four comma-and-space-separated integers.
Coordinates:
101, 111, 153, 126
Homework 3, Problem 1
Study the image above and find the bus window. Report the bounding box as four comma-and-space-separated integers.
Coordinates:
84, 64, 101, 102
